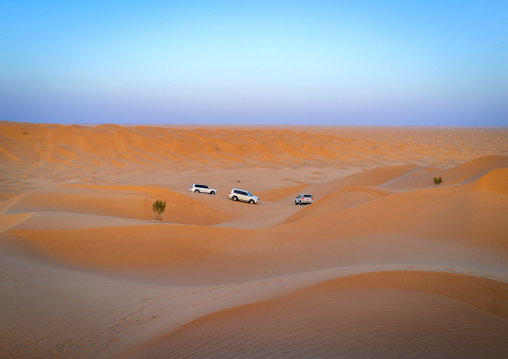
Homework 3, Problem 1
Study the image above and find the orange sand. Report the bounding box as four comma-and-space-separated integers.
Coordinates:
1, 122, 507, 358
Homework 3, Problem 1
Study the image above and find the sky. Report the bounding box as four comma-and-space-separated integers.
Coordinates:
1, 0, 507, 126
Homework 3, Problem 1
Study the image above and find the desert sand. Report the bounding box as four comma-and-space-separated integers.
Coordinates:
1, 121, 507, 358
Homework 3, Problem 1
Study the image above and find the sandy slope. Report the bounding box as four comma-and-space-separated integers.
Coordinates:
114, 272, 508, 359
1, 122, 507, 359
6, 185, 227, 225
285, 185, 397, 222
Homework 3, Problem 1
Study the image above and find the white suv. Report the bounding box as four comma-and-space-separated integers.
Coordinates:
295, 194, 314, 205
229, 188, 259, 204
189, 184, 216, 195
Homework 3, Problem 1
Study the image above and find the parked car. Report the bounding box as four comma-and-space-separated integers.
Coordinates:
229, 188, 259, 204
295, 194, 314, 205
189, 184, 216, 195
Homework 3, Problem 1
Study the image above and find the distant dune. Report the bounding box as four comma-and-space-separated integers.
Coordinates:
1, 122, 507, 358
2, 122, 506, 169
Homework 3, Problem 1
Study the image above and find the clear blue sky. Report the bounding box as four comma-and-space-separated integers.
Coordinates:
1, 0, 507, 125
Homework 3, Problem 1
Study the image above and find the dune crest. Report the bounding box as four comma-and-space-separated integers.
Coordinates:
471, 168, 508, 195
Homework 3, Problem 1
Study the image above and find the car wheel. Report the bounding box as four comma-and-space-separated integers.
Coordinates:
210, 191, 215, 195
232, 196, 238, 201
249, 199, 254, 204
196, 190, 200, 193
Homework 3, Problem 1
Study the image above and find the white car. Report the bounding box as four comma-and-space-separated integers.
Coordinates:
295, 194, 314, 205
189, 184, 216, 195
229, 188, 259, 204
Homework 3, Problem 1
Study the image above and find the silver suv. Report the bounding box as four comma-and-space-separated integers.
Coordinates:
295, 194, 314, 205
189, 184, 216, 195
229, 188, 259, 204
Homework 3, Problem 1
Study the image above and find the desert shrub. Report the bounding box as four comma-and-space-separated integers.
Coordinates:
152, 199, 166, 221
434, 177, 443, 185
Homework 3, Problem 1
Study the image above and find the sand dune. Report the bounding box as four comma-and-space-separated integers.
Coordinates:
8, 167, 508, 283
306, 164, 419, 198
12, 225, 243, 272
1, 122, 507, 359
439, 155, 508, 185
115, 272, 508, 359
2, 122, 505, 170
280, 168, 508, 241
286, 186, 396, 222
0, 212, 33, 233
384, 155, 508, 190
7, 185, 228, 226
472, 168, 508, 194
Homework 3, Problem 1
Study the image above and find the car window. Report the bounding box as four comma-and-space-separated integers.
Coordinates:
240, 191, 247, 196
304, 195, 312, 198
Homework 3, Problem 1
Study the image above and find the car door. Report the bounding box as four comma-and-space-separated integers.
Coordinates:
233, 190, 243, 201
237, 191, 246, 202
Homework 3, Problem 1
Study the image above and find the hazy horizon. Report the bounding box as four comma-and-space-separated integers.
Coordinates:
1, 1, 507, 126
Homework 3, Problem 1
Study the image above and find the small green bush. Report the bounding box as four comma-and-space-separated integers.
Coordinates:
434, 177, 443, 185
153, 199, 166, 221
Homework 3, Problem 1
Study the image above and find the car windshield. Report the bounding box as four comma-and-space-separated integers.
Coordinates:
248, 192, 253, 196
